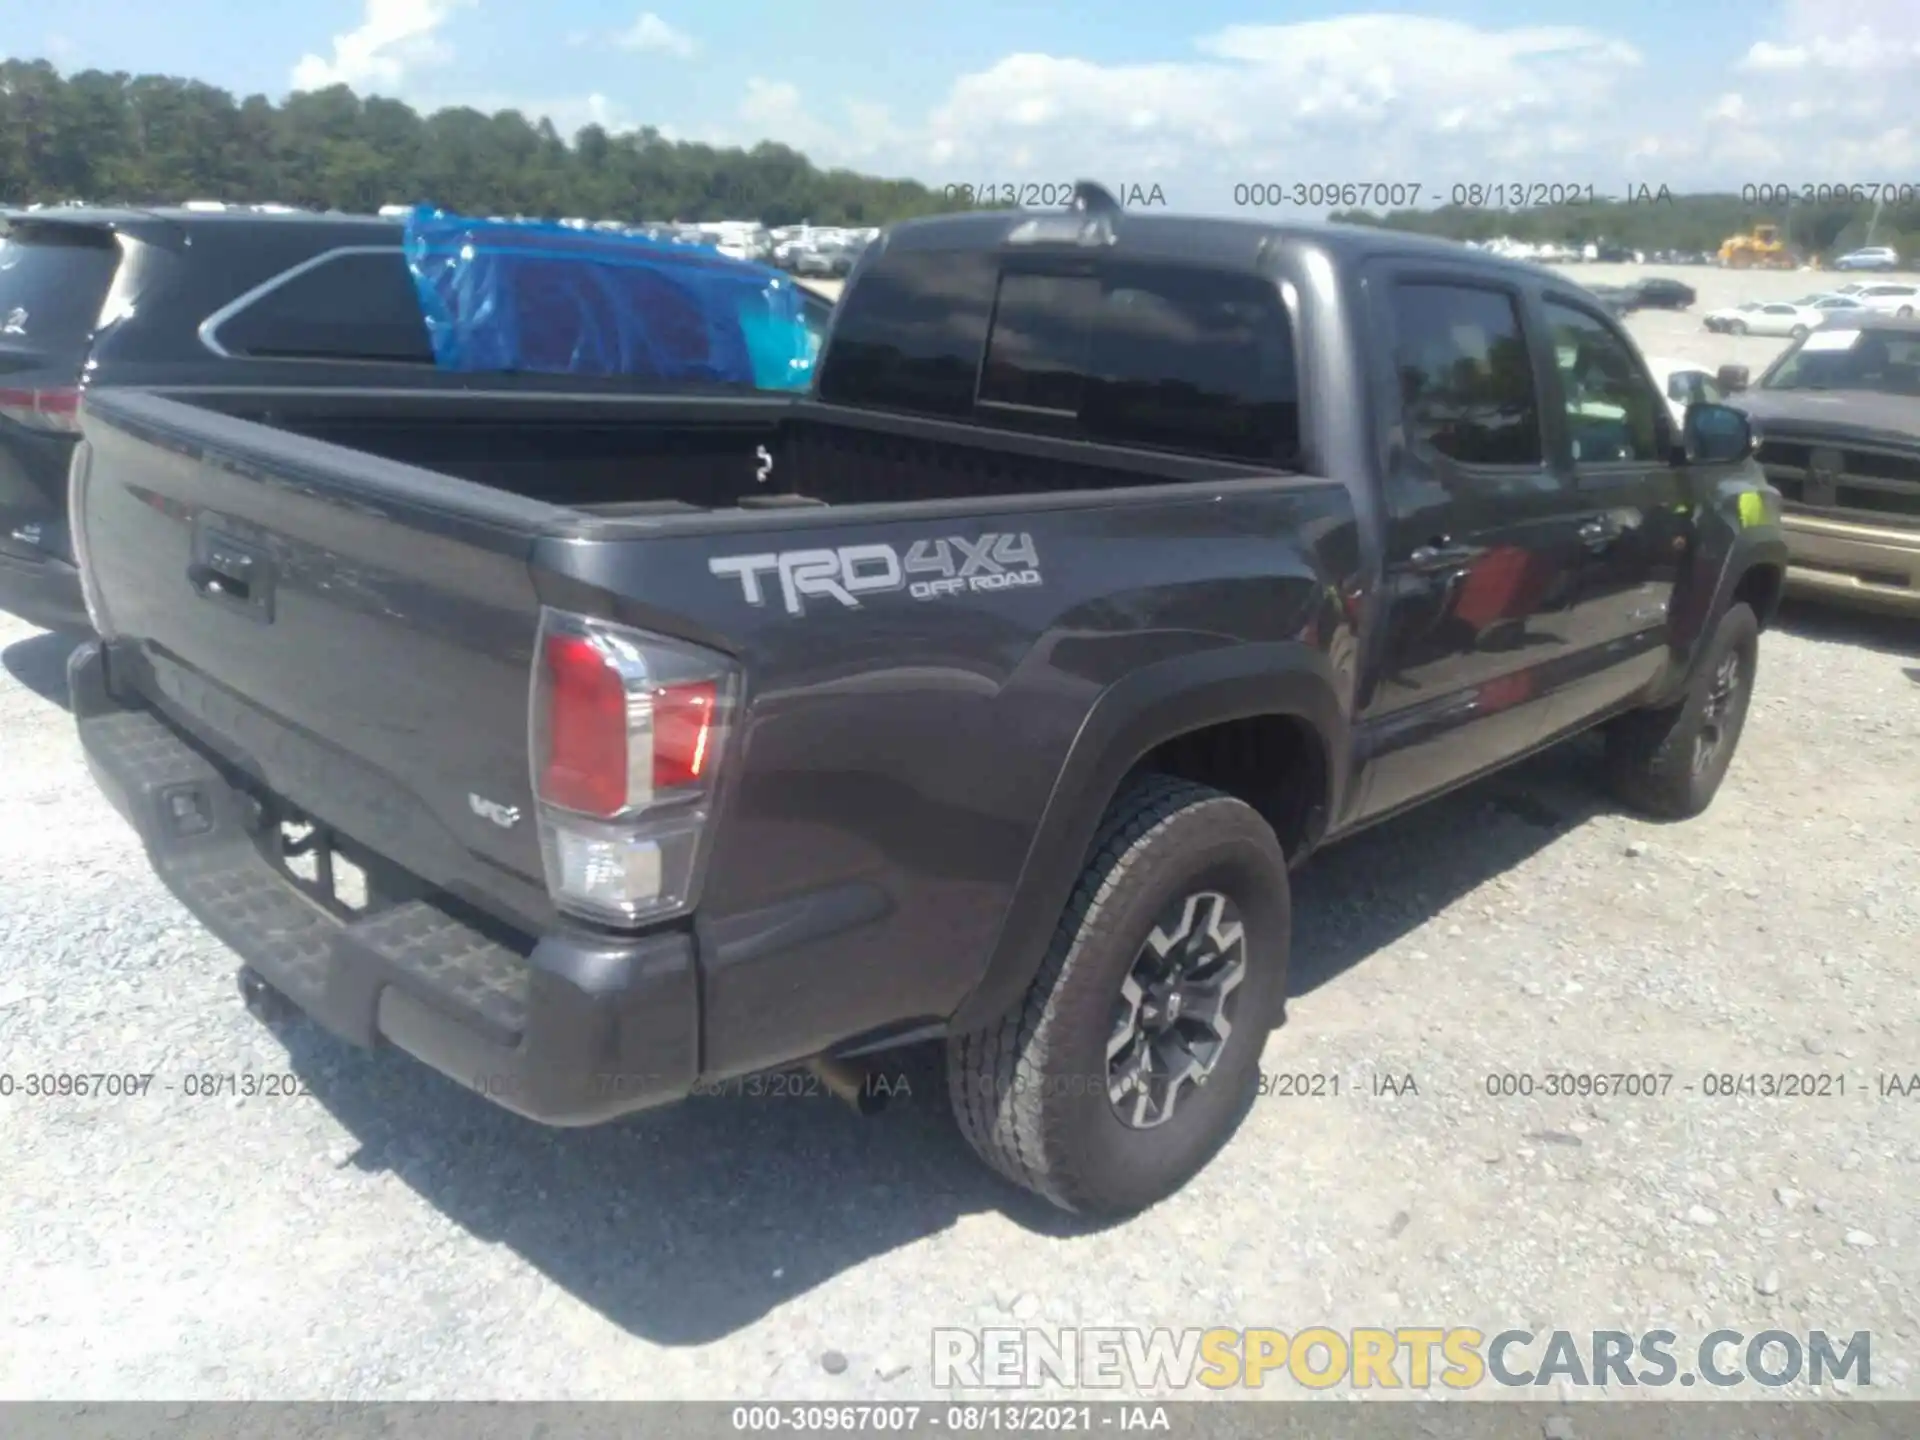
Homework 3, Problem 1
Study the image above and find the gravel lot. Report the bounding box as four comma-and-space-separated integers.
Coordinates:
2, 270, 1918, 1405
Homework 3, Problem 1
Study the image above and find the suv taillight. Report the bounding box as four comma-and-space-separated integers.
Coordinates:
0, 386, 82, 434
529, 608, 738, 925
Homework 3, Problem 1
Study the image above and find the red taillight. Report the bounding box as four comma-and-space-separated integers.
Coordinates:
540, 632, 632, 817
529, 610, 739, 926
653, 680, 718, 788
0, 386, 81, 434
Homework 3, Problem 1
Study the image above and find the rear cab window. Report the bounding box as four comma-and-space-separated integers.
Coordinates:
820, 247, 1300, 465
0, 223, 123, 360
205, 249, 434, 364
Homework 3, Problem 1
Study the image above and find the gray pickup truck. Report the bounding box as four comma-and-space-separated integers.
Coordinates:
67, 185, 1786, 1215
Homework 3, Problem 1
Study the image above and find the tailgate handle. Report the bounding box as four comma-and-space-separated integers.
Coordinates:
189, 532, 275, 622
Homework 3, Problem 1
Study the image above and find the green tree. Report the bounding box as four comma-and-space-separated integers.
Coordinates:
0, 57, 969, 226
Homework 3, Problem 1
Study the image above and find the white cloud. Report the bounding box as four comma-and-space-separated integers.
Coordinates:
291, 0, 475, 93
513, 1, 1920, 203
729, 14, 1657, 206
615, 12, 698, 58
1722, 0, 1920, 169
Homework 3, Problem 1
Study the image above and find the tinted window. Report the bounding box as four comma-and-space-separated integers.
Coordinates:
815, 249, 997, 416
1391, 283, 1543, 466
1543, 300, 1662, 462
981, 265, 1298, 462
978, 271, 1097, 413
0, 228, 121, 357
213, 250, 433, 363
1079, 268, 1298, 460
1763, 329, 1920, 396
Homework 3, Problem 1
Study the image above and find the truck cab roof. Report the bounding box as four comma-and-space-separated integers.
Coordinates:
882, 205, 1565, 288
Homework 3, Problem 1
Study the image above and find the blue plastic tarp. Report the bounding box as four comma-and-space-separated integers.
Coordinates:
402, 208, 815, 391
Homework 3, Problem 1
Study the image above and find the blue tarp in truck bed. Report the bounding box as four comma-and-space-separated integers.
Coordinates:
403, 209, 814, 391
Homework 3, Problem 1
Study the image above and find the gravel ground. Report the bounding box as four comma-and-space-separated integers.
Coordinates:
2, 276, 1918, 1404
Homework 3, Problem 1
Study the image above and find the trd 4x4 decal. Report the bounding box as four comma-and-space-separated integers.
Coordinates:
709, 533, 1042, 616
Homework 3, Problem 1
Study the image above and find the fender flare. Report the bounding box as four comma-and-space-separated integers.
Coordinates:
948, 641, 1347, 1033
1667, 522, 1789, 695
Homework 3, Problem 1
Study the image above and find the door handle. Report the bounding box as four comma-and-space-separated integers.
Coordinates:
1407, 540, 1476, 570
1577, 515, 1621, 549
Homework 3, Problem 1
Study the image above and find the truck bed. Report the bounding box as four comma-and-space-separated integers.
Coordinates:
161, 385, 1273, 515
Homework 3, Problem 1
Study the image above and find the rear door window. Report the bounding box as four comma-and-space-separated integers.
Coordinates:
1389, 282, 1545, 467
208, 249, 434, 363
0, 227, 121, 358
979, 264, 1300, 463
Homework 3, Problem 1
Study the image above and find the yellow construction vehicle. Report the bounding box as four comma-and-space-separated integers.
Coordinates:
1718, 224, 1798, 270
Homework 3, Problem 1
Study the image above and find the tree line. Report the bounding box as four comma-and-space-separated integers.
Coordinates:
5, 55, 1916, 260
1330, 188, 1920, 264
0, 58, 968, 225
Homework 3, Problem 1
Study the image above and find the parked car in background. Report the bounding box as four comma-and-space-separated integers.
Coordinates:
1643, 356, 1725, 427
1794, 292, 1867, 315
1832, 246, 1900, 273
0, 204, 827, 633
1850, 282, 1919, 316
1585, 283, 1638, 316
1629, 277, 1697, 310
1, 206, 426, 631
1726, 312, 1920, 615
1704, 302, 1764, 334
1702, 301, 1826, 338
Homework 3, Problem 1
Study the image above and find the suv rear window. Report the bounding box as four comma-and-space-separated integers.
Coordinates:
0, 226, 122, 357
210, 249, 434, 364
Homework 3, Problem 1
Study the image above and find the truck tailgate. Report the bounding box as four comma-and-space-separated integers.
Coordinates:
74, 388, 570, 930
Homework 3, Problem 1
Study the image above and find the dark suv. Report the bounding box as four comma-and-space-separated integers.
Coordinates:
0, 205, 837, 631
1, 206, 431, 629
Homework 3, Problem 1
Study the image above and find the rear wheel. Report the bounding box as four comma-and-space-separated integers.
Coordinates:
1729, 320, 1748, 335
1899, 306, 1915, 318
948, 775, 1290, 1215
1790, 324, 1809, 340
1604, 602, 1759, 819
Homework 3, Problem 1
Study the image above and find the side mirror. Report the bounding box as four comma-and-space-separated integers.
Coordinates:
1716, 363, 1749, 393
1684, 402, 1754, 465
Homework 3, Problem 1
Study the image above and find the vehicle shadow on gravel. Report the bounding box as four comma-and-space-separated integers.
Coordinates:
279, 1020, 1091, 1345
1, 628, 82, 709
1773, 598, 1920, 658
1284, 737, 1607, 996
273, 742, 1607, 1346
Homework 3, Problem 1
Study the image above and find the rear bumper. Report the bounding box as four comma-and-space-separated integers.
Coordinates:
69, 640, 700, 1124
1781, 512, 1920, 616
0, 548, 89, 632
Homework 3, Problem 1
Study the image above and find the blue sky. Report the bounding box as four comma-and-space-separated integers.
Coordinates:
7, 0, 1918, 209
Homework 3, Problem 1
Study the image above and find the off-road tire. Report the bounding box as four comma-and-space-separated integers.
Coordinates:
1605, 602, 1760, 819
947, 774, 1290, 1215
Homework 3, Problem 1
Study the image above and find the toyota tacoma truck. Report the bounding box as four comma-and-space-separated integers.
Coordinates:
67, 184, 1787, 1215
